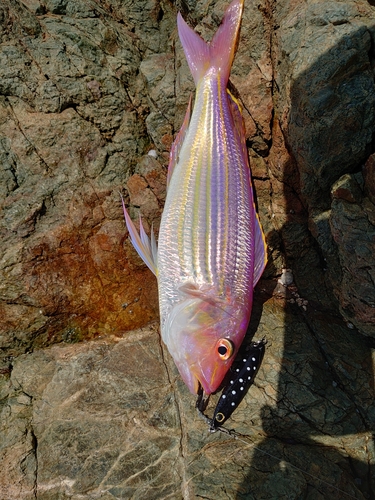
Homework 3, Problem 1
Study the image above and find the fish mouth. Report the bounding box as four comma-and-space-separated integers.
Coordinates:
195, 372, 215, 396
183, 360, 220, 395
192, 376, 200, 395
179, 366, 201, 395
193, 359, 223, 395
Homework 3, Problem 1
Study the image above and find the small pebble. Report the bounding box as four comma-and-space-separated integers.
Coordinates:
278, 268, 294, 286
148, 149, 158, 158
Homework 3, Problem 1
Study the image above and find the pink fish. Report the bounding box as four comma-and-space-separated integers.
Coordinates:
123, 0, 267, 396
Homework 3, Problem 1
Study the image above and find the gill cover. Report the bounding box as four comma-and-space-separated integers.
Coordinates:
162, 291, 242, 395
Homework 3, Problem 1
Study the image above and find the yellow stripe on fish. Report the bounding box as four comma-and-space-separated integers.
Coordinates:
122, 0, 267, 396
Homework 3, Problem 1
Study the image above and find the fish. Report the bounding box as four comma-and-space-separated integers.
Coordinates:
210, 339, 266, 429
122, 0, 267, 397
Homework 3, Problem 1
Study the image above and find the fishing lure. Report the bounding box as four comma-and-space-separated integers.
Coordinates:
210, 339, 266, 429
123, 0, 267, 400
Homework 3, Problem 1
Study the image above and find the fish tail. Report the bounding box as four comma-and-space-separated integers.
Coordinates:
177, 0, 244, 85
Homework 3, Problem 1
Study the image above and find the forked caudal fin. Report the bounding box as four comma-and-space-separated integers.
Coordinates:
177, 0, 244, 85
121, 195, 158, 277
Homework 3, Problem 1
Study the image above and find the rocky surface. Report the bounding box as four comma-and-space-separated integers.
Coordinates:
1, 298, 374, 499
0, 0, 374, 498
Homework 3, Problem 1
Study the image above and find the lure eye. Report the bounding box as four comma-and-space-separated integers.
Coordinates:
216, 339, 234, 360
215, 412, 225, 423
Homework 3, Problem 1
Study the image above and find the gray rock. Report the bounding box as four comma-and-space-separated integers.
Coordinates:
1, 303, 373, 498
287, 10, 375, 211
332, 173, 363, 204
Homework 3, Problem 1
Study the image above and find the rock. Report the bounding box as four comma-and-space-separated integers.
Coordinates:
0, 0, 375, 497
147, 149, 158, 158
126, 173, 159, 218
270, 0, 375, 329
0, 302, 373, 499
364, 153, 375, 205
330, 176, 375, 337
282, 3, 375, 213
141, 53, 175, 152
0, 2, 158, 356
278, 268, 294, 286
331, 173, 363, 204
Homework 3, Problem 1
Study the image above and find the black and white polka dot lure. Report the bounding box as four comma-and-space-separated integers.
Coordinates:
210, 338, 266, 430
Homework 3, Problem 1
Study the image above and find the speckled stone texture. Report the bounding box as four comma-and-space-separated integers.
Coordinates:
0, 0, 374, 498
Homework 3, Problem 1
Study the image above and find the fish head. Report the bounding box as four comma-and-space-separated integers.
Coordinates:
163, 294, 249, 395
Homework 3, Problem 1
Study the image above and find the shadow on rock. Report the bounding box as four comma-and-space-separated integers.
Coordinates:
237, 13, 375, 500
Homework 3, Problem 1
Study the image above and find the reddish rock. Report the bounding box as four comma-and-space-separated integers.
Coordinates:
331, 173, 363, 203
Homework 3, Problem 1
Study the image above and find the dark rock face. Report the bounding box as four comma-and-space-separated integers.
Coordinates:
270, 0, 375, 334
0, 0, 374, 498
330, 174, 375, 336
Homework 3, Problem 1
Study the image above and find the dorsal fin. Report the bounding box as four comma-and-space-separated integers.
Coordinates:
168, 95, 192, 189
227, 91, 267, 286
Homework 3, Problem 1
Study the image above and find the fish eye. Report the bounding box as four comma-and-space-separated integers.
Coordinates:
216, 338, 234, 360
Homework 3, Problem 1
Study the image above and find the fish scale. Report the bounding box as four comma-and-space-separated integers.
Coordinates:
122, 0, 267, 398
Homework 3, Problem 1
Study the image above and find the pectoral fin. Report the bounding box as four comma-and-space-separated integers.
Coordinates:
179, 282, 212, 299
121, 195, 158, 277
178, 283, 232, 312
